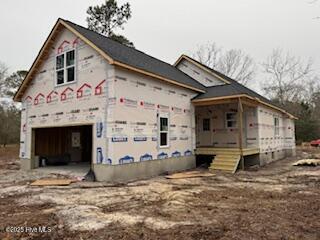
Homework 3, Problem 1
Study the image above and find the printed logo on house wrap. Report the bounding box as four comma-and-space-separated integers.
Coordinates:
96, 147, 103, 164
171, 151, 181, 157
157, 152, 168, 160
95, 79, 107, 96
157, 104, 170, 112
77, 83, 92, 99
79, 54, 94, 70
179, 136, 189, 140
170, 124, 177, 141
119, 155, 134, 164
96, 121, 103, 138
150, 123, 157, 139
61, 87, 74, 101
28, 115, 36, 124
103, 158, 112, 165
134, 136, 147, 142
119, 98, 138, 107
25, 96, 33, 106
84, 107, 99, 120
111, 136, 128, 142
108, 97, 117, 106
140, 153, 153, 161
67, 109, 80, 121
171, 107, 182, 114
57, 40, 71, 54
34, 93, 45, 106
183, 109, 191, 114
40, 114, 49, 124
52, 112, 63, 122
47, 90, 59, 104
184, 150, 192, 156
141, 101, 156, 110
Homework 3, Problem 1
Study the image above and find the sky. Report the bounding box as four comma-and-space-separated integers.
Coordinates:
0, 0, 319, 91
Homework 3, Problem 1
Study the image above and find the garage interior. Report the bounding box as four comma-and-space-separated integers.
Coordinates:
34, 125, 92, 168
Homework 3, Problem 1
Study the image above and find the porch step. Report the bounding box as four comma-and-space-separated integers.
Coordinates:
214, 155, 239, 160
209, 154, 241, 173
212, 157, 238, 163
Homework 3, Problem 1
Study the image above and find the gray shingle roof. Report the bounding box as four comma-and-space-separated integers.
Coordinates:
63, 20, 284, 112
188, 57, 274, 105
63, 20, 206, 92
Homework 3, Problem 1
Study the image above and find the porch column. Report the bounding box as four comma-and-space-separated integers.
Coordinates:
238, 97, 244, 170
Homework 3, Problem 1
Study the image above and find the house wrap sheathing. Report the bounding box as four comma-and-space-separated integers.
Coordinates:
15, 19, 296, 181
175, 56, 296, 167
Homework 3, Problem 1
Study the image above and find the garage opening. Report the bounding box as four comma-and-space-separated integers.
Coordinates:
34, 125, 92, 168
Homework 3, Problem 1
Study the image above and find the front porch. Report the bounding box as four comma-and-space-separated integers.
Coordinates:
195, 147, 260, 156
193, 96, 260, 172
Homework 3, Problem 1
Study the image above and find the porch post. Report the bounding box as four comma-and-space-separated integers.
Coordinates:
238, 97, 244, 170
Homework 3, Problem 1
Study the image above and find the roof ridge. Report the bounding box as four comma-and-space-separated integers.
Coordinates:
63, 19, 137, 49
63, 19, 183, 71
61, 19, 206, 91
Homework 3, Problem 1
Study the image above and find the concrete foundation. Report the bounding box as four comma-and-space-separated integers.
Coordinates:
285, 148, 296, 157
20, 156, 39, 170
93, 155, 196, 182
244, 154, 260, 167
259, 148, 296, 166
20, 159, 32, 170
243, 148, 297, 168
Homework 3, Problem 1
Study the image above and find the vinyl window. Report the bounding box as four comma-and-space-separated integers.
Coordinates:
274, 117, 279, 136
158, 114, 169, 148
56, 49, 76, 85
203, 118, 210, 131
226, 112, 237, 128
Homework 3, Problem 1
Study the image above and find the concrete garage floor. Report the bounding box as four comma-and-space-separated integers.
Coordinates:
35, 162, 90, 177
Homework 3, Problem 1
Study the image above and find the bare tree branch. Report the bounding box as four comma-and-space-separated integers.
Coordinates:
0, 62, 8, 98
193, 42, 256, 85
262, 49, 315, 105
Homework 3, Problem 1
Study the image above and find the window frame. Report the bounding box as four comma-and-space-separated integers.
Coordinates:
225, 112, 237, 129
274, 117, 280, 136
202, 118, 211, 131
158, 113, 170, 148
55, 49, 76, 87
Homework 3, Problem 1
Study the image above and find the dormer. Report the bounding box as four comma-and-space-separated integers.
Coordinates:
174, 55, 229, 87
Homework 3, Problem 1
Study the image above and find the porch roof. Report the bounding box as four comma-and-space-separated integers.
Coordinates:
192, 94, 297, 119
174, 55, 270, 103
181, 56, 296, 119
192, 69, 272, 105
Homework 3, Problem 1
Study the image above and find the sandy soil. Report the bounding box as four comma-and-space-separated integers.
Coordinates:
0, 145, 319, 240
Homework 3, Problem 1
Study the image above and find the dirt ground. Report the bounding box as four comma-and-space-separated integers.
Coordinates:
0, 145, 319, 240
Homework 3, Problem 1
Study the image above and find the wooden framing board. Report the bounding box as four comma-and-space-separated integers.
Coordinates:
165, 171, 214, 179
195, 147, 260, 156
238, 97, 244, 170
192, 95, 296, 119
30, 179, 74, 186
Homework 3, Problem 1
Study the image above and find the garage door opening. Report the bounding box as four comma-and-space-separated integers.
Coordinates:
34, 125, 92, 168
